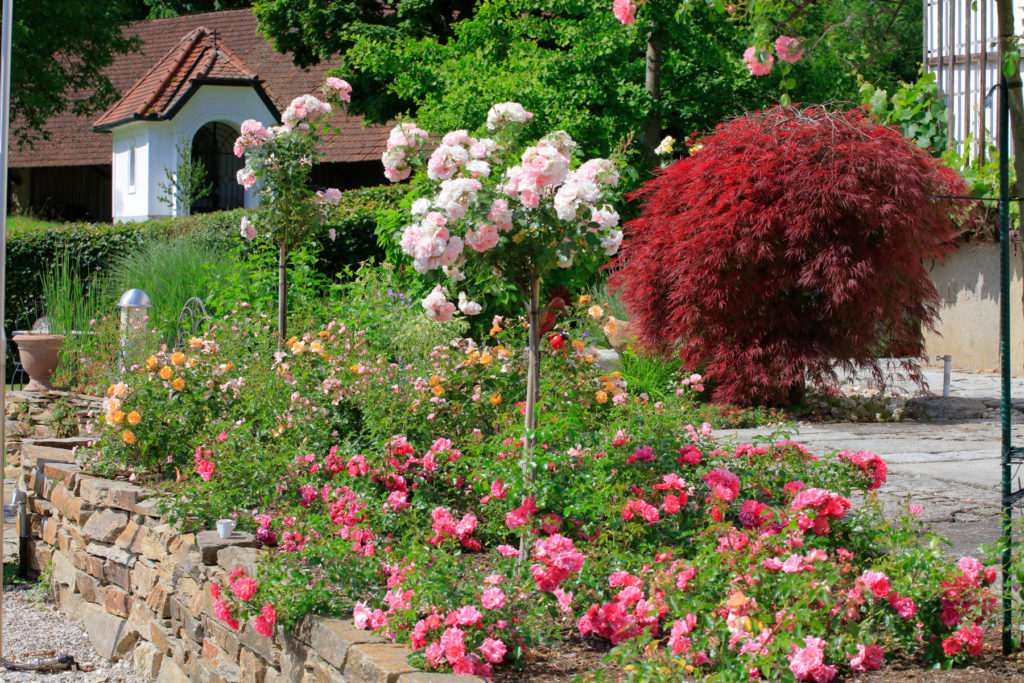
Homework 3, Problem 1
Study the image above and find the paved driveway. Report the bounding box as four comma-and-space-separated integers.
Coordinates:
718, 364, 1024, 560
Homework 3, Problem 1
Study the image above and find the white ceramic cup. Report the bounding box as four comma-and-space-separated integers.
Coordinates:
216, 519, 236, 539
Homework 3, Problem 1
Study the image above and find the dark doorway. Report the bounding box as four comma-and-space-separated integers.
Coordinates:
191, 122, 244, 213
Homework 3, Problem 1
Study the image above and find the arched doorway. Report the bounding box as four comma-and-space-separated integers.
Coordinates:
191, 122, 244, 213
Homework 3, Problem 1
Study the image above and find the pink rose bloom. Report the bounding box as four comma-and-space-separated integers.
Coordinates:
849, 644, 884, 672
957, 556, 983, 583
324, 76, 352, 102
253, 615, 273, 637
888, 592, 917, 619
743, 46, 774, 76
196, 459, 215, 481
479, 637, 507, 664
440, 626, 466, 665
449, 605, 483, 626
859, 570, 890, 598
261, 604, 276, 624
495, 544, 519, 557
774, 35, 804, 63
909, 504, 923, 514
353, 602, 371, 629
424, 641, 445, 666
788, 635, 836, 681
481, 587, 506, 609
553, 588, 574, 613
612, 0, 636, 24
231, 576, 258, 601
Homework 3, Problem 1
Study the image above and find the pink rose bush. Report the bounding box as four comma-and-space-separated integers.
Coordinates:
382, 102, 621, 319
232, 77, 352, 250
90, 288, 1003, 680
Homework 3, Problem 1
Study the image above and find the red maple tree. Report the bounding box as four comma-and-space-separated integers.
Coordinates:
610, 106, 976, 405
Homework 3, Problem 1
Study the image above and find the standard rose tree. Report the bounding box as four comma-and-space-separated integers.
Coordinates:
382, 102, 622, 528
233, 77, 354, 347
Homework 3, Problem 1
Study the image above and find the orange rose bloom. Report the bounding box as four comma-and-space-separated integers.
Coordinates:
172, 378, 185, 391
159, 367, 173, 380
122, 430, 137, 445
171, 351, 186, 365
127, 410, 142, 425
490, 392, 502, 405
596, 390, 609, 404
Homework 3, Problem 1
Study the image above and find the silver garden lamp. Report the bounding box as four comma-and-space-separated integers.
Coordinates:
118, 289, 152, 368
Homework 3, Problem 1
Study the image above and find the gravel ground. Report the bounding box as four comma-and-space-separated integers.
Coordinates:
0, 584, 146, 683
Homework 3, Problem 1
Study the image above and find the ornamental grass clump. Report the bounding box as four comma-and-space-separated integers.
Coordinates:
611, 106, 978, 405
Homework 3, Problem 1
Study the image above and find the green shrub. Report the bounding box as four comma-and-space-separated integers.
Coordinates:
4, 184, 401, 365
5, 220, 159, 334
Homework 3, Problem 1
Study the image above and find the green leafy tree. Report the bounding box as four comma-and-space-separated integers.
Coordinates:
254, 0, 922, 165
5, 0, 140, 147
140, 0, 250, 19
158, 140, 211, 216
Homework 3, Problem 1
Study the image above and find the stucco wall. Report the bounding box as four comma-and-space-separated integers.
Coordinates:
923, 241, 1024, 374
112, 85, 274, 223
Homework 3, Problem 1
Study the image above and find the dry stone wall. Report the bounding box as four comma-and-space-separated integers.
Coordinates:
7, 392, 481, 683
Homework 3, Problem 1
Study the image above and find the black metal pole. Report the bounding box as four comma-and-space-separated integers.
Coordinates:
999, 73, 1013, 656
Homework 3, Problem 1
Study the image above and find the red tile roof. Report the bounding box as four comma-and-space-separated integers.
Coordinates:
11, 9, 388, 167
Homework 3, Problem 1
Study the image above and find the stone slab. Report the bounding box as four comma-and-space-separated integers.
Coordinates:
197, 530, 257, 565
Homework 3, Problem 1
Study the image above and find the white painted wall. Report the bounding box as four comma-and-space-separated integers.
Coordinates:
111, 84, 277, 222
923, 242, 1024, 374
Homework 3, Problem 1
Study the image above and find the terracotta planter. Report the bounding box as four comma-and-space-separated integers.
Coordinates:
12, 334, 65, 391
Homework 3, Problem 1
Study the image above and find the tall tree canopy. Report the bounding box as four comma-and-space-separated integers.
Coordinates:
253, 0, 922, 165
5, 0, 141, 147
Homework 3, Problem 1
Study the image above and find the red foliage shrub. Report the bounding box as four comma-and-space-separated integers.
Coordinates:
610, 106, 976, 405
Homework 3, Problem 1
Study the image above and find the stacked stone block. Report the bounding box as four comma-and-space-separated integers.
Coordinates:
9, 392, 481, 683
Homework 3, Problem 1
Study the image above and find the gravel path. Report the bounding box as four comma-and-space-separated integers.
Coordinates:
1, 502, 144, 682
0, 585, 145, 682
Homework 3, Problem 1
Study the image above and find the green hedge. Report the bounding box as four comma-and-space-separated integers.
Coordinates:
4, 183, 404, 336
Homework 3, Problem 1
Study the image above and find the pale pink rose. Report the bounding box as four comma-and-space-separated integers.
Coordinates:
479, 637, 507, 664
849, 644, 884, 672
485, 102, 533, 131
613, 0, 636, 25
743, 46, 774, 76
481, 587, 506, 609
775, 35, 804, 63
240, 217, 257, 241
323, 76, 352, 101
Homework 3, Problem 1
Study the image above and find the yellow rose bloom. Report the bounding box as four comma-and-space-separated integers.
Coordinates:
171, 351, 185, 366
172, 378, 185, 391
596, 390, 609, 404
159, 366, 173, 380
122, 430, 137, 445
588, 305, 604, 319
127, 410, 142, 425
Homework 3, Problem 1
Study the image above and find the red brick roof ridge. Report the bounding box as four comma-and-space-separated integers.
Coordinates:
13, 8, 390, 167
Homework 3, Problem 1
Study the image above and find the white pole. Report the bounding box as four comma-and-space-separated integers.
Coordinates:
0, 0, 14, 662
